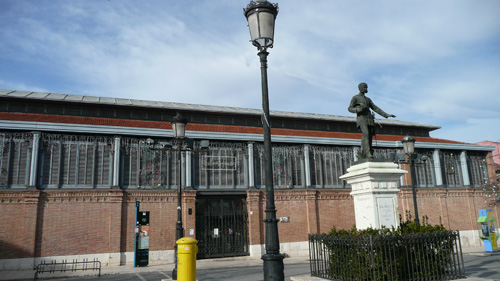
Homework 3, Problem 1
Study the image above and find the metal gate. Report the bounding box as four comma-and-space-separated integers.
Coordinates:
196, 196, 249, 259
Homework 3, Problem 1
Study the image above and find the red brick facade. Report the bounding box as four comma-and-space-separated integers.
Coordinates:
1, 188, 497, 262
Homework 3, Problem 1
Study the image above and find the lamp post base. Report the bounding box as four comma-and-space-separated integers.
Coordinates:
172, 268, 177, 280
262, 253, 285, 281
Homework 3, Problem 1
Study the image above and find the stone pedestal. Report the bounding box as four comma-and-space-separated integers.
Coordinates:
340, 161, 407, 230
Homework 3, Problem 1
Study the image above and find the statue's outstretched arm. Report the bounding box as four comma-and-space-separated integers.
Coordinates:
369, 99, 395, 118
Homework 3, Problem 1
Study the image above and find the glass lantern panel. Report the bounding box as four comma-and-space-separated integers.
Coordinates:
403, 141, 414, 154
258, 12, 275, 43
247, 11, 275, 48
173, 123, 186, 138
247, 12, 260, 42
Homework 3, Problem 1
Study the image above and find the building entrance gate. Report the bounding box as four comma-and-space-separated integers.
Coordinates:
196, 195, 249, 259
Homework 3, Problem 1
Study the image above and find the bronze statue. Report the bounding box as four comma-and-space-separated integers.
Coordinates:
348, 82, 396, 159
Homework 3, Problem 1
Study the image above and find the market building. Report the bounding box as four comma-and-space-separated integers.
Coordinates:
476, 141, 500, 183
0, 89, 497, 270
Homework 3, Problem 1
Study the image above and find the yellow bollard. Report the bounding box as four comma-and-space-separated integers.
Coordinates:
176, 237, 198, 281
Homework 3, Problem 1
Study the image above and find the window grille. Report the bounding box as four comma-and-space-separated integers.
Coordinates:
194, 142, 247, 189
441, 151, 463, 187
39, 135, 114, 188
254, 144, 304, 189
467, 152, 489, 187
309, 146, 354, 188
0, 133, 31, 188
120, 138, 178, 189
413, 150, 436, 188
372, 148, 398, 160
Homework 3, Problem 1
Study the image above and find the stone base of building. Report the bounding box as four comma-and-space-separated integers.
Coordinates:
0, 250, 176, 271
460, 230, 483, 249
249, 241, 309, 258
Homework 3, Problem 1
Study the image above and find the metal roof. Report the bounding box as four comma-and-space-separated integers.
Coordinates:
0, 89, 440, 130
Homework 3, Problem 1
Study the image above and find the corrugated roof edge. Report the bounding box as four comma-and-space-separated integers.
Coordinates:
0, 89, 440, 130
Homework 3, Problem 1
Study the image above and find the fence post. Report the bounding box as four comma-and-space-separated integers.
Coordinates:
308, 235, 314, 276
370, 235, 376, 281
457, 230, 465, 277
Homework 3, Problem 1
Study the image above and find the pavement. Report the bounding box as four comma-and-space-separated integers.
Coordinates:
289, 275, 496, 281
3, 256, 304, 281
1, 247, 499, 281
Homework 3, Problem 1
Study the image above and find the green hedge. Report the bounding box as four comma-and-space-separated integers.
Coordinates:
323, 216, 461, 281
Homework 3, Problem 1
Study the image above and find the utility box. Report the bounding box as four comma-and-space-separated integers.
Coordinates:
136, 211, 150, 266
477, 209, 499, 252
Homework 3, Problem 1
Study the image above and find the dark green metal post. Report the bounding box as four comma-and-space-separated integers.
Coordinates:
259, 50, 284, 281
172, 139, 184, 280
243, 1, 283, 279
409, 154, 420, 225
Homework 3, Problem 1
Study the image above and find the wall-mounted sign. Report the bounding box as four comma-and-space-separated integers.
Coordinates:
279, 217, 289, 222
201, 156, 237, 171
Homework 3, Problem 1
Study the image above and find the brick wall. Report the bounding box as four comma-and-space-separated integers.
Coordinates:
0, 187, 498, 261
398, 188, 498, 230
0, 191, 38, 259
252, 188, 497, 242
247, 190, 264, 246
0, 190, 181, 261
33, 190, 122, 257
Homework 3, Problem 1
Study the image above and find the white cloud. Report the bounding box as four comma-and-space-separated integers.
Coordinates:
432, 118, 500, 143
1, 0, 499, 143
0, 80, 49, 94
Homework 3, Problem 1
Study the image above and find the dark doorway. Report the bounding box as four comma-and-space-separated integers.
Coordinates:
196, 195, 249, 259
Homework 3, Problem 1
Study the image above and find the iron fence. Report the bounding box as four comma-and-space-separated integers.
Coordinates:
309, 231, 465, 281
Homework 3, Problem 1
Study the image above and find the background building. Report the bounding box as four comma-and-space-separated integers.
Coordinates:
0, 89, 496, 270
476, 141, 500, 183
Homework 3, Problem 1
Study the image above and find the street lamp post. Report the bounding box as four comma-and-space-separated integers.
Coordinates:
402, 135, 420, 225
171, 112, 187, 280
244, 1, 284, 280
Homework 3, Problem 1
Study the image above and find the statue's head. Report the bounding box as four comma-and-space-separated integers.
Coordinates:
358, 82, 368, 93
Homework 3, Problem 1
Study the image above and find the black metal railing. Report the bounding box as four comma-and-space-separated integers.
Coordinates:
309, 231, 465, 281
34, 258, 101, 280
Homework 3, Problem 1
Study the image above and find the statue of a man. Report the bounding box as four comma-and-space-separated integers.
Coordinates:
348, 82, 396, 159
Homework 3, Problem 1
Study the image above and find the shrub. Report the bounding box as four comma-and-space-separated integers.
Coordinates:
324, 216, 459, 281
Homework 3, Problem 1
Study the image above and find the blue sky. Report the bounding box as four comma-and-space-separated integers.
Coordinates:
1, 0, 499, 144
